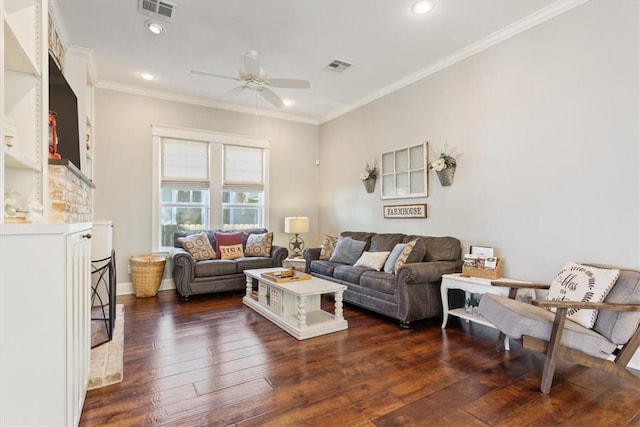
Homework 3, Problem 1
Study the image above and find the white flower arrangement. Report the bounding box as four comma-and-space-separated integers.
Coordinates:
360, 161, 378, 181
429, 144, 459, 172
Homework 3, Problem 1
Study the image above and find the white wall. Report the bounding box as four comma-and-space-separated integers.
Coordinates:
93, 89, 319, 284
319, 0, 639, 283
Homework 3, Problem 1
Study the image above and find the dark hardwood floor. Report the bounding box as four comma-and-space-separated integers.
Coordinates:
80, 290, 640, 426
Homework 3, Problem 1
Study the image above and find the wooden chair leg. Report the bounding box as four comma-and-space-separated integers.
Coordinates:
540, 308, 568, 394
496, 332, 507, 351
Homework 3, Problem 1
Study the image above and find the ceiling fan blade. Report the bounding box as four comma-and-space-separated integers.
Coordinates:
257, 86, 284, 108
191, 70, 240, 81
268, 78, 310, 89
244, 50, 261, 77
220, 85, 247, 99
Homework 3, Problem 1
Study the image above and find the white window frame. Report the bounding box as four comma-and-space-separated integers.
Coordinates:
151, 125, 270, 252
380, 142, 428, 199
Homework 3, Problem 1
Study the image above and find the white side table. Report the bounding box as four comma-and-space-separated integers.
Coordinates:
283, 257, 306, 272
440, 273, 533, 351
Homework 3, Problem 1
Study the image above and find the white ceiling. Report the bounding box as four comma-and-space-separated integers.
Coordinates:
53, 0, 570, 124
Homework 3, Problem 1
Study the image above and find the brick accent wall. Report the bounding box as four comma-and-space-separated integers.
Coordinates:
49, 163, 93, 223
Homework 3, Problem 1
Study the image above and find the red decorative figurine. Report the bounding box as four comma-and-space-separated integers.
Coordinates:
49, 111, 61, 159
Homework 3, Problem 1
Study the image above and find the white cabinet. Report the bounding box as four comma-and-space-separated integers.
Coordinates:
1, 0, 49, 223
0, 222, 92, 426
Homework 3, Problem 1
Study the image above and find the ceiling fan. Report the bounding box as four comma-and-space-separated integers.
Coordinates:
191, 49, 310, 108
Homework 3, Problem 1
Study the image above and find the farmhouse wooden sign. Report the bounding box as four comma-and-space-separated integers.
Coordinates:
383, 204, 427, 219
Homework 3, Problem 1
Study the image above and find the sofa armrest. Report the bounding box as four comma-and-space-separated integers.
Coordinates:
397, 261, 461, 284
169, 248, 195, 298
303, 247, 321, 273
270, 245, 288, 267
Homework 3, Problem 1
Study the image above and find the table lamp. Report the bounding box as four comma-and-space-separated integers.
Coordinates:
284, 216, 309, 258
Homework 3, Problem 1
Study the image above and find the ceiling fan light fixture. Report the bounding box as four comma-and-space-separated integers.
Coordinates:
282, 99, 294, 107
411, 1, 434, 15
145, 20, 165, 35
140, 72, 155, 81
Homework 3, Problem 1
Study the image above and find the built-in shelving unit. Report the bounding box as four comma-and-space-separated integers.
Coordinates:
1, 3, 95, 425
1, 0, 48, 224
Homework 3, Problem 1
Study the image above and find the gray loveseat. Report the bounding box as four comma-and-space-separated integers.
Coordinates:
304, 231, 463, 327
169, 228, 288, 300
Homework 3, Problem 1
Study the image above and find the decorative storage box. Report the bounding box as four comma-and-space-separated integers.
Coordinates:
461, 258, 504, 280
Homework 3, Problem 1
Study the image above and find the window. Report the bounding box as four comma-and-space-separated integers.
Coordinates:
159, 139, 210, 247
222, 145, 265, 230
152, 126, 270, 252
380, 142, 428, 199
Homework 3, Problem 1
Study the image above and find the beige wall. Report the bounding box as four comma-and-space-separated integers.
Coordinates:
318, 0, 640, 283
93, 90, 319, 284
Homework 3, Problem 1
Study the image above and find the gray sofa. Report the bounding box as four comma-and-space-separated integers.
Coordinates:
169, 228, 288, 300
304, 231, 463, 327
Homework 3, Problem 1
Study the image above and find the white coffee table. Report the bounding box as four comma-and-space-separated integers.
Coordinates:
243, 268, 348, 340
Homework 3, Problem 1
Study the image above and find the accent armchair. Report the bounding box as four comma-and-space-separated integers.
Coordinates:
478, 266, 640, 394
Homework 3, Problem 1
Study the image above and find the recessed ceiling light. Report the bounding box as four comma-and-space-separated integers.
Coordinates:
411, 1, 435, 15
145, 20, 165, 35
140, 73, 155, 81
282, 99, 294, 107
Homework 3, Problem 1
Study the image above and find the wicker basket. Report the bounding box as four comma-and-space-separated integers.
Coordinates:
130, 255, 166, 298
461, 258, 504, 280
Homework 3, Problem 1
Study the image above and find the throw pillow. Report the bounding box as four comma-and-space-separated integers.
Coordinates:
329, 237, 367, 265
384, 243, 407, 274
244, 232, 273, 257
214, 231, 244, 259
177, 233, 216, 260
394, 240, 418, 273
320, 235, 338, 260
220, 244, 244, 260
354, 251, 391, 271
546, 262, 620, 329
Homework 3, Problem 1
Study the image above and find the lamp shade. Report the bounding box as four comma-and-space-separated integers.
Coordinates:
284, 217, 309, 234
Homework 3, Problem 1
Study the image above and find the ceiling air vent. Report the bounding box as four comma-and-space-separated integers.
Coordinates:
138, 0, 176, 23
327, 59, 352, 72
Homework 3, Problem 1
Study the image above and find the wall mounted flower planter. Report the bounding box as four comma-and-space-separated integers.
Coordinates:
362, 178, 376, 193
436, 166, 456, 186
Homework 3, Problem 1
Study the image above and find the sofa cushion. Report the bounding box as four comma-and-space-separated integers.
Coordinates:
384, 243, 406, 274
236, 257, 275, 272
174, 230, 217, 250
241, 228, 270, 247
214, 231, 244, 259
369, 233, 405, 252
405, 236, 461, 262
339, 231, 374, 251
330, 237, 367, 265
354, 251, 390, 271
220, 243, 244, 260
244, 232, 273, 257
594, 269, 640, 345
195, 259, 237, 277
360, 271, 396, 295
320, 235, 338, 260
178, 233, 217, 260
546, 262, 620, 329
334, 265, 371, 284
310, 260, 341, 277
479, 294, 617, 359
394, 240, 418, 273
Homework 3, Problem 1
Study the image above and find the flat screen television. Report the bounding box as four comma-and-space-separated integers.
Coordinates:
49, 54, 81, 170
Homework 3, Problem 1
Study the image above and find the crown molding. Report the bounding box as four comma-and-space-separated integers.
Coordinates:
95, 81, 319, 125
320, 0, 589, 124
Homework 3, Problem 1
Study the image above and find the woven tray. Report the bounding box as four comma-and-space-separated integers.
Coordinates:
461, 258, 504, 280
261, 271, 312, 283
